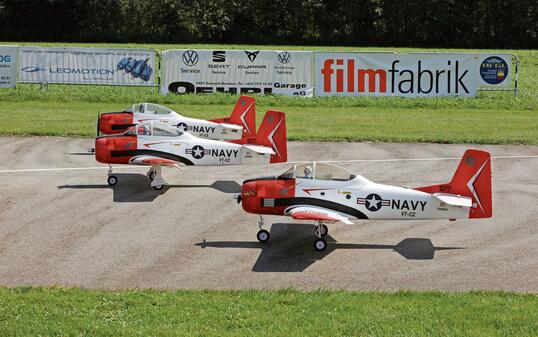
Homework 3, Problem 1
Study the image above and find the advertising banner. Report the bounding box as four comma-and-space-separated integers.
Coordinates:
476, 53, 512, 88
18, 47, 156, 86
0, 45, 18, 88
161, 49, 313, 96
315, 52, 478, 97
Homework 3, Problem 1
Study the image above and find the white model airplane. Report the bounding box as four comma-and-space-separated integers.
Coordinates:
95, 110, 287, 190
238, 149, 492, 251
98, 95, 256, 141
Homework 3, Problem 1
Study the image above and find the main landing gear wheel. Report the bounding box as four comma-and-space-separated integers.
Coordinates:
314, 238, 327, 251
315, 224, 328, 237
257, 229, 270, 243
153, 184, 164, 191
107, 175, 118, 186
148, 171, 156, 181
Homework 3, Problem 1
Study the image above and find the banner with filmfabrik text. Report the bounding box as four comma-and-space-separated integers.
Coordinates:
161, 49, 313, 96
0, 45, 18, 88
315, 52, 480, 97
18, 47, 156, 86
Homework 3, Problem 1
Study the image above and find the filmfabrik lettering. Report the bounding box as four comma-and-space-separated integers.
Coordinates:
321, 59, 470, 94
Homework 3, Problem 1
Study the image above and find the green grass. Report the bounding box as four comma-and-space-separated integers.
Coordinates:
0, 287, 536, 337
1, 101, 536, 144
0, 42, 537, 144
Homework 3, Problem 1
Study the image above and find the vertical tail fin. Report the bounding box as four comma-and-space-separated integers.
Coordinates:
209, 95, 256, 138
415, 149, 492, 218
254, 111, 287, 163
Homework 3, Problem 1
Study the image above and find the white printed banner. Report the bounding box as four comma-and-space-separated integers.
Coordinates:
315, 52, 478, 97
161, 49, 313, 96
18, 47, 156, 86
0, 45, 18, 88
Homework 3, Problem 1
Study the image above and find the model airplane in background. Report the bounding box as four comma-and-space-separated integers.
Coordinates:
97, 95, 256, 141
95, 110, 287, 190
237, 149, 492, 251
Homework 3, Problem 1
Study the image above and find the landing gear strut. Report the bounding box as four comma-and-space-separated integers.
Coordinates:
147, 166, 166, 190
256, 215, 270, 243
313, 221, 328, 251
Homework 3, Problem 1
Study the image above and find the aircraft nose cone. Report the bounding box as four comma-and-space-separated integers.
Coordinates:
99, 113, 133, 134
94, 137, 109, 163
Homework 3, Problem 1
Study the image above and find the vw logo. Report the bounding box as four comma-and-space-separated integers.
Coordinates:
182, 50, 199, 66
278, 52, 291, 64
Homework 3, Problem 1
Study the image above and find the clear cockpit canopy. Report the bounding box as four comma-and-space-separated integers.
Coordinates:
279, 162, 367, 183
126, 103, 175, 115
124, 121, 183, 137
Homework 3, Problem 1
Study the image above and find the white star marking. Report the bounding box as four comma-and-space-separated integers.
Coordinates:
366, 195, 381, 209
193, 147, 203, 158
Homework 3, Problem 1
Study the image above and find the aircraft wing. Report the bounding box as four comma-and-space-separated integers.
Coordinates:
432, 193, 472, 207
288, 206, 353, 224
128, 155, 182, 167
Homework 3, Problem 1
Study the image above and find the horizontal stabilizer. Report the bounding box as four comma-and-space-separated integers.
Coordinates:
432, 193, 472, 207
243, 144, 275, 155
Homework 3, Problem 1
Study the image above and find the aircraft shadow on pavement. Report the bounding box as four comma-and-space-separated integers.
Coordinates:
57, 173, 241, 203
196, 223, 465, 272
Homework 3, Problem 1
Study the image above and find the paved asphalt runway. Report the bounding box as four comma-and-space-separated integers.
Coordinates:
0, 137, 537, 292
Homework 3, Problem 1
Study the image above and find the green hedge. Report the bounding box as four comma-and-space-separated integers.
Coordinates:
0, 0, 537, 48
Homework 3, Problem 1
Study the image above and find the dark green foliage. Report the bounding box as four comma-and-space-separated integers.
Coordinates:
0, 0, 536, 48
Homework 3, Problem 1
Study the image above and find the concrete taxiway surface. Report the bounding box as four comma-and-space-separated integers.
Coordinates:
0, 137, 537, 291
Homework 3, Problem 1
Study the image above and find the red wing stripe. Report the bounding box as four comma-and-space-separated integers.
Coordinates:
142, 158, 178, 165
291, 212, 339, 222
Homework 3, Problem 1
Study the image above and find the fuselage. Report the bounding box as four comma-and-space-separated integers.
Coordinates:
241, 169, 470, 221
133, 112, 243, 140
98, 111, 243, 140
95, 132, 271, 166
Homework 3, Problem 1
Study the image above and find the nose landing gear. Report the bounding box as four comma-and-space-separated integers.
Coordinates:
256, 215, 270, 243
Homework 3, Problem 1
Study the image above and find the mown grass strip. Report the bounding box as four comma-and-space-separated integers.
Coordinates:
0, 287, 536, 337
1, 101, 536, 144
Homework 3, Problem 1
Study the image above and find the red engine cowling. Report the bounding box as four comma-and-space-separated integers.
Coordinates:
95, 135, 137, 164
98, 112, 134, 134
241, 178, 296, 215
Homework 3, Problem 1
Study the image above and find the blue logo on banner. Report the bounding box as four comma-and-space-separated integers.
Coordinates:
21, 66, 46, 73
0, 55, 12, 63
480, 56, 508, 85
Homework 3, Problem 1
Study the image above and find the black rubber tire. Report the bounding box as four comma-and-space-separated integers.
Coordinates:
107, 175, 118, 186
257, 229, 270, 243
314, 238, 327, 251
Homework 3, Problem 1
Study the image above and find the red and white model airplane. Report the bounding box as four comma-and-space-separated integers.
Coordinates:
95, 110, 287, 190
97, 96, 256, 141
238, 149, 492, 251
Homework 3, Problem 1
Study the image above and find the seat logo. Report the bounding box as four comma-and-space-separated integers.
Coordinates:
212, 51, 226, 62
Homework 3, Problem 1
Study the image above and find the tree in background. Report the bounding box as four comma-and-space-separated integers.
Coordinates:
0, 0, 536, 48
